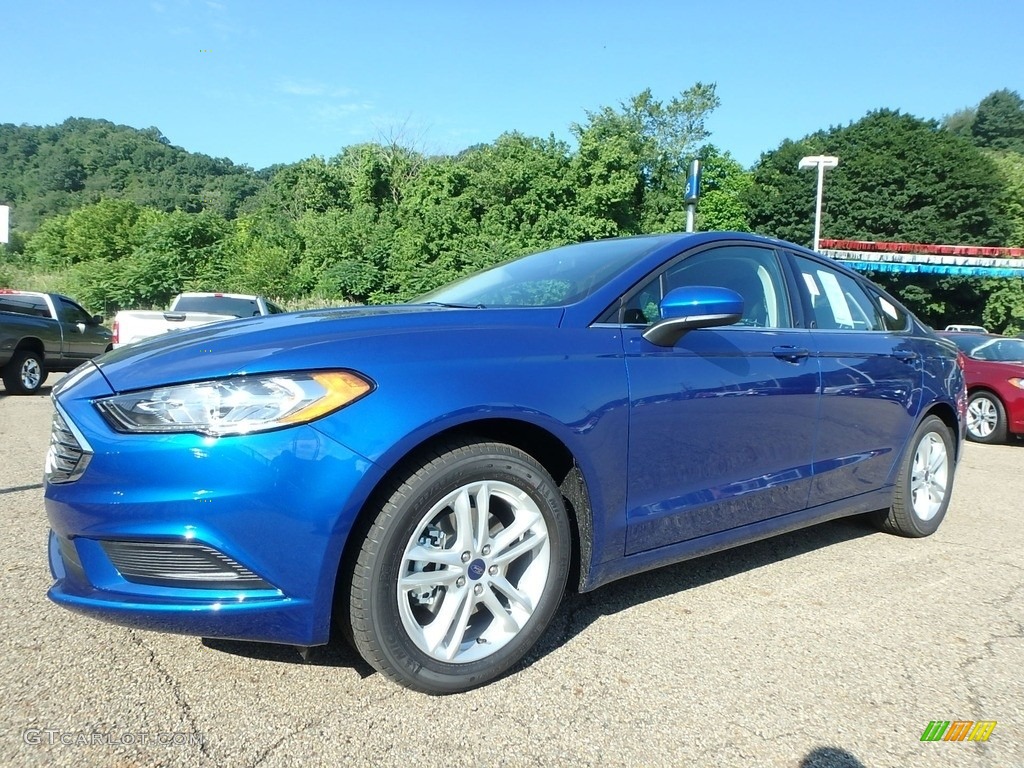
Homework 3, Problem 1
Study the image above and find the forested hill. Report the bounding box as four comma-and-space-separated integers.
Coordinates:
0, 117, 265, 234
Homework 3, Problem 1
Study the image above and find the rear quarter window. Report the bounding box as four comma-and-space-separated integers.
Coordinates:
874, 292, 910, 332
0, 295, 50, 317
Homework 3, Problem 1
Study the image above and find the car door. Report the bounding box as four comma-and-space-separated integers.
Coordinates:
787, 253, 923, 507
56, 296, 110, 361
615, 243, 821, 555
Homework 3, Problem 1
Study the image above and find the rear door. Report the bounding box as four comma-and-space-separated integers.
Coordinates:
787, 253, 923, 507
617, 243, 821, 554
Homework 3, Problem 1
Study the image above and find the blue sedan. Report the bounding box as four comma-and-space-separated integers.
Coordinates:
44, 232, 965, 694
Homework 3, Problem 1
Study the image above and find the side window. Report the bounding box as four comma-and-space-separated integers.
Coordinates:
30, 296, 51, 318
0, 295, 49, 317
0, 296, 34, 316
874, 292, 910, 332
57, 298, 91, 325
793, 256, 885, 331
267, 301, 284, 315
972, 342, 1000, 361
621, 245, 791, 328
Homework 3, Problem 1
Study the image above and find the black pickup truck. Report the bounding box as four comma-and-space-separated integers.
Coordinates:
0, 290, 112, 395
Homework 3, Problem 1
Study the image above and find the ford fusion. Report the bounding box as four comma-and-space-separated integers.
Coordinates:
45, 232, 965, 694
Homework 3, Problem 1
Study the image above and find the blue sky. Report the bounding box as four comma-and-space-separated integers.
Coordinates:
6, 0, 1022, 171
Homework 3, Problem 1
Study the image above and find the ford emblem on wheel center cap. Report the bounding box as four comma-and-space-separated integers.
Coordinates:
468, 559, 486, 580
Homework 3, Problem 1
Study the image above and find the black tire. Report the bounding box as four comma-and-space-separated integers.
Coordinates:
1, 350, 46, 395
346, 439, 571, 694
966, 391, 1007, 444
873, 415, 955, 538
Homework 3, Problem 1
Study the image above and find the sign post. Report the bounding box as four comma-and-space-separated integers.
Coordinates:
684, 160, 701, 233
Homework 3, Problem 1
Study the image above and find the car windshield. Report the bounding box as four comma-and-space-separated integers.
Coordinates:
969, 337, 1024, 362
414, 237, 671, 308
944, 333, 993, 354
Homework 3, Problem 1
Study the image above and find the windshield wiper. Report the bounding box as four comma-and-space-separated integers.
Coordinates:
419, 301, 487, 309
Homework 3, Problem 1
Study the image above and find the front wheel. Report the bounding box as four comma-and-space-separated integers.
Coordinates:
346, 440, 571, 694
873, 415, 955, 537
966, 391, 1007, 444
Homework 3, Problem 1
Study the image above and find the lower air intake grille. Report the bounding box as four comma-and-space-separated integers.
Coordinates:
99, 540, 272, 590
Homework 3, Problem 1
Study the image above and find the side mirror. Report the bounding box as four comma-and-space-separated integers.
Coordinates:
642, 286, 743, 347
91, 314, 103, 325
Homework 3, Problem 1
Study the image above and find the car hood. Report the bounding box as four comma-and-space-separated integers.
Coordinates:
94, 304, 565, 392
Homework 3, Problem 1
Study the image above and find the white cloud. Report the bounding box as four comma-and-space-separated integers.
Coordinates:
314, 102, 374, 122
277, 77, 332, 97
275, 77, 357, 99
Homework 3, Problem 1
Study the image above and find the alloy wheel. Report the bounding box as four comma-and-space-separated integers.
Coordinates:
397, 480, 551, 664
909, 432, 949, 521
967, 397, 997, 439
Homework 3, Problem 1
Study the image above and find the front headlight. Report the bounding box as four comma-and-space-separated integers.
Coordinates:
95, 371, 373, 436
1009, 378, 1024, 391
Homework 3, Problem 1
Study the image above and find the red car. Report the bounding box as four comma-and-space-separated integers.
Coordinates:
939, 332, 1024, 443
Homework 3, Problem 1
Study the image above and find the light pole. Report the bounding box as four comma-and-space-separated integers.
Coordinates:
798, 155, 839, 251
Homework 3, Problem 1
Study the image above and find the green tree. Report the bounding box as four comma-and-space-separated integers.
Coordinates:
383, 158, 480, 300
296, 208, 389, 303
972, 89, 1024, 154
742, 139, 820, 244
942, 107, 976, 139
219, 214, 305, 299
981, 278, 1024, 335
744, 110, 1012, 326
570, 84, 721, 237
687, 145, 752, 232
39, 155, 86, 193
350, 137, 425, 206
25, 198, 160, 269
52, 207, 234, 311
459, 132, 577, 249
746, 109, 1009, 246
0, 118, 264, 236
988, 150, 1024, 247
22, 213, 69, 268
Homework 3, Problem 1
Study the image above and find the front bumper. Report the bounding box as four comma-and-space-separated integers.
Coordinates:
48, 529, 319, 643
1004, 387, 1024, 437
44, 365, 380, 646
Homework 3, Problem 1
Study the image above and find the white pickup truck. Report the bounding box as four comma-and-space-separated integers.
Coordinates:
112, 292, 285, 348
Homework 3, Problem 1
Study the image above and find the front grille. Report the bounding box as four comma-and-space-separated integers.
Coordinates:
100, 540, 272, 590
45, 407, 92, 484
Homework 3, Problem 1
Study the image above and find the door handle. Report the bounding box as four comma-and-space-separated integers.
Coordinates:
893, 350, 919, 363
772, 346, 810, 362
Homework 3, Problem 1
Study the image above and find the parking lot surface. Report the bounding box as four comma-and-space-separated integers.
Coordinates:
1, 378, 1020, 767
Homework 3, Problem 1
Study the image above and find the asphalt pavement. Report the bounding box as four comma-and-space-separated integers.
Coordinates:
1, 378, 1020, 767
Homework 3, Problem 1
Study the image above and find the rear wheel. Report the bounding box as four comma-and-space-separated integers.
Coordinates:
873, 415, 955, 537
2, 350, 46, 395
346, 440, 570, 694
966, 391, 1007, 444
